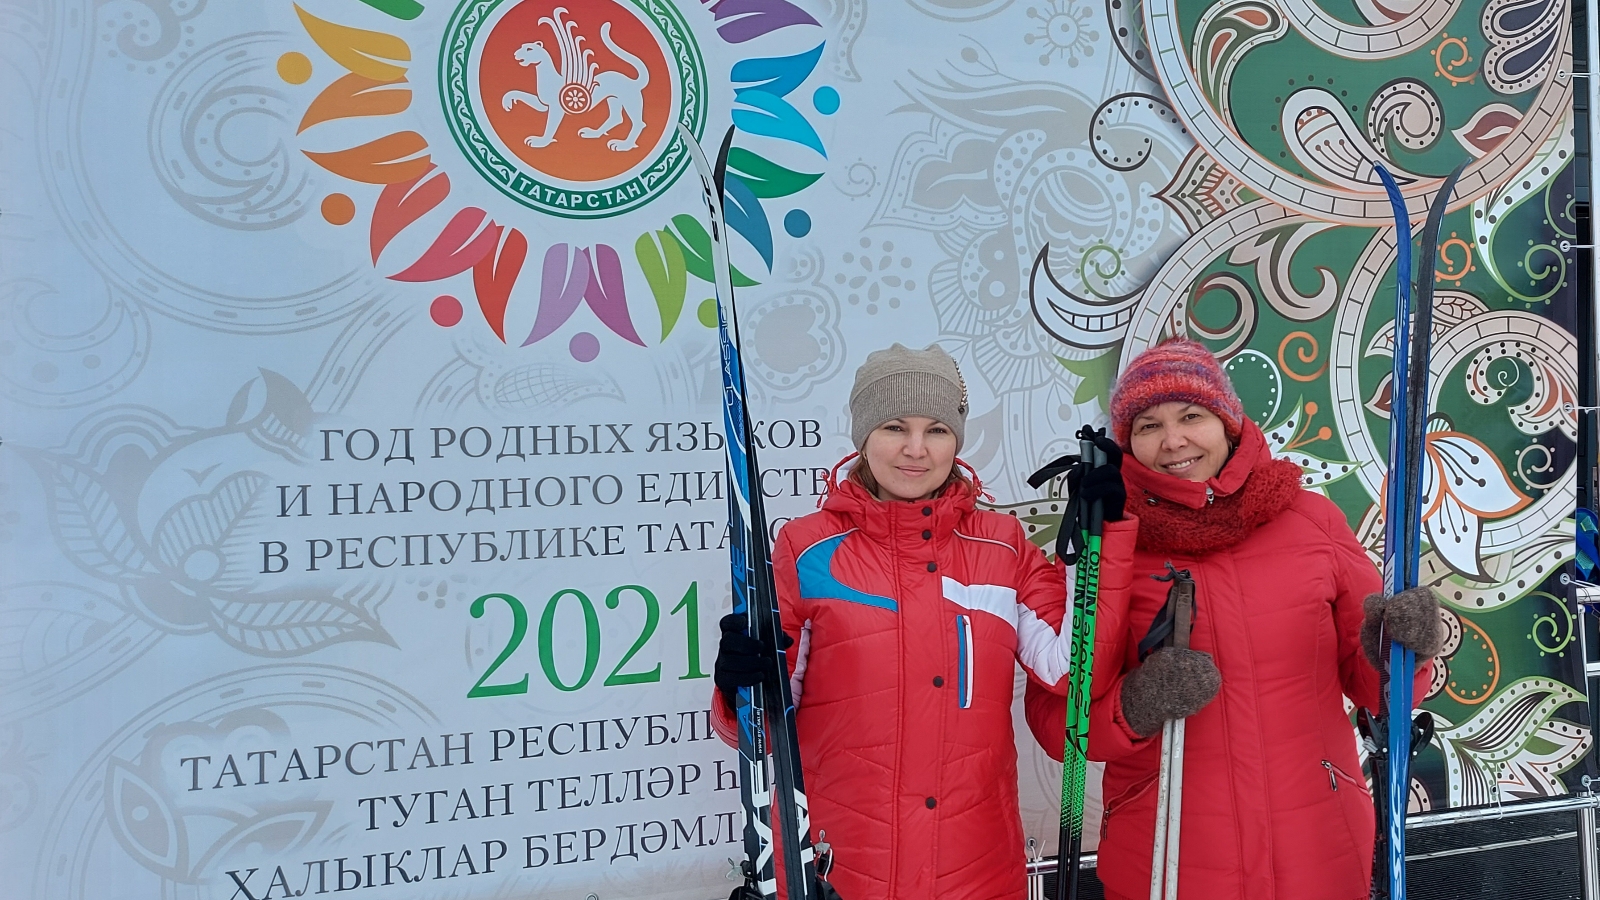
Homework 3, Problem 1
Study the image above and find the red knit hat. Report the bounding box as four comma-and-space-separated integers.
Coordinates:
1109, 337, 1245, 447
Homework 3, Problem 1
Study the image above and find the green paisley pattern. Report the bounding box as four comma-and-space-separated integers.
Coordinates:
995, 0, 1588, 812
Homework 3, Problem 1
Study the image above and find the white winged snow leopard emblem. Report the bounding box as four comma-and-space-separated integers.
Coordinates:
500, 6, 651, 151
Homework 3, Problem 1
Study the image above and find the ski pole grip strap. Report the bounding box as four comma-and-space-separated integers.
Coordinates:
1172, 577, 1194, 652
1026, 453, 1079, 489
1139, 566, 1195, 660
1136, 605, 1173, 662
1026, 452, 1087, 565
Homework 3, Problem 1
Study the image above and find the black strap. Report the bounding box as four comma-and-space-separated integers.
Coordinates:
1027, 425, 1111, 565
1026, 453, 1079, 489
1409, 711, 1434, 760
1138, 564, 1194, 661
1027, 452, 1086, 564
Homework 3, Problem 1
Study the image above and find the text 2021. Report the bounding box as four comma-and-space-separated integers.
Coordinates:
468, 584, 708, 698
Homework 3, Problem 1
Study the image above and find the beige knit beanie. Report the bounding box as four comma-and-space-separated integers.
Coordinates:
848, 343, 968, 451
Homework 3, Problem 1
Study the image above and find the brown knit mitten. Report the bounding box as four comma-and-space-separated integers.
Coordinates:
1119, 647, 1222, 738
1360, 587, 1445, 670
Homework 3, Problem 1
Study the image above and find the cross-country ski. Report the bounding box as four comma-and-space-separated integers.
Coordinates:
681, 124, 827, 900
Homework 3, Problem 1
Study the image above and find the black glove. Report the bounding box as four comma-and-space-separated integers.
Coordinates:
1360, 587, 1444, 670
1080, 464, 1126, 523
1029, 428, 1128, 564
1119, 647, 1222, 737
1060, 430, 1126, 523
1080, 431, 1125, 521
713, 613, 792, 712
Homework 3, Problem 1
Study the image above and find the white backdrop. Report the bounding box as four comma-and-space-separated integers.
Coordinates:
0, 0, 1198, 895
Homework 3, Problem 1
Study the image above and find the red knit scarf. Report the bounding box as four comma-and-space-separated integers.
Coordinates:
1133, 457, 1304, 556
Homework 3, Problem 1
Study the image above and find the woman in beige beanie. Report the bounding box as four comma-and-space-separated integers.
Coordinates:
710, 343, 1075, 900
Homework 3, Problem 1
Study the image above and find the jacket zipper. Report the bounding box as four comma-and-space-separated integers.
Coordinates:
954, 614, 973, 709
1322, 759, 1369, 796
1100, 773, 1160, 840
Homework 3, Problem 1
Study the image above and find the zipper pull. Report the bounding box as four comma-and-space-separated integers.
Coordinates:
1322, 760, 1337, 791
1205, 485, 1215, 505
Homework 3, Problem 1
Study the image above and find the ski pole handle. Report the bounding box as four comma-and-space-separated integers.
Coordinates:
1087, 444, 1106, 538
1076, 424, 1110, 537
1171, 576, 1194, 653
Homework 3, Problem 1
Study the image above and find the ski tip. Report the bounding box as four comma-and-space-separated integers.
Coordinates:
674, 122, 700, 155
713, 125, 736, 198
1419, 162, 1472, 255
1372, 164, 1408, 216
1434, 160, 1470, 210
677, 124, 715, 191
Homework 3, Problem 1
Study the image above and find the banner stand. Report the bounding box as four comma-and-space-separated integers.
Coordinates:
1036, 792, 1600, 896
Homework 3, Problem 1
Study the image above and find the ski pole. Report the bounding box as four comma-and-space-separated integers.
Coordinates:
1149, 724, 1173, 900
1043, 428, 1107, 900
1149, 567, 1195, 900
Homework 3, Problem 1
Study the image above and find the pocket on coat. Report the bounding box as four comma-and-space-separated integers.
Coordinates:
1325, 759, 1370, 798
1324, 759, 1376, 858
955, 614, 974, 709
1100, 772, 1159, 842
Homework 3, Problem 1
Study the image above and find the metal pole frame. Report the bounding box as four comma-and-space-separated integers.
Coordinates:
1581, 0, 1600, 893
1588, 0, 1600, 513
1581, 779, 1600, 900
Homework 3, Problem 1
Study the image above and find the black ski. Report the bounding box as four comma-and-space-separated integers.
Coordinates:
679, 123, 836, 900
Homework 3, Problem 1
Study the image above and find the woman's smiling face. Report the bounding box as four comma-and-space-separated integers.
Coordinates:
861, 416, 958, 501
1128, 402, 1230, 483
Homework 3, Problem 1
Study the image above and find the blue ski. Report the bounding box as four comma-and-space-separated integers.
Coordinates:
679, 123, 823, 900
1371, 161, 1466, 900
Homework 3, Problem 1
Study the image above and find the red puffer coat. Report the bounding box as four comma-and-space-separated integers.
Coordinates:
1025, 420, 1433, 900
713, 473, 1072, 899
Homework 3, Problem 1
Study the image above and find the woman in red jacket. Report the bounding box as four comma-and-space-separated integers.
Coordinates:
1025, 338, 1442, 900
712, 343, 1074, 900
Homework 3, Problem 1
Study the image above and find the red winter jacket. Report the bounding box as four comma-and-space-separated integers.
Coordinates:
713, 472, 1072, 899
1025, 420, 1433, 900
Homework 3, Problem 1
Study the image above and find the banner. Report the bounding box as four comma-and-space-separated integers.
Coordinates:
0, 0, 1587, 896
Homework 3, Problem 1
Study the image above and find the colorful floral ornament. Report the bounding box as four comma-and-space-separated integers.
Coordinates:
284, 0, 833, 360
